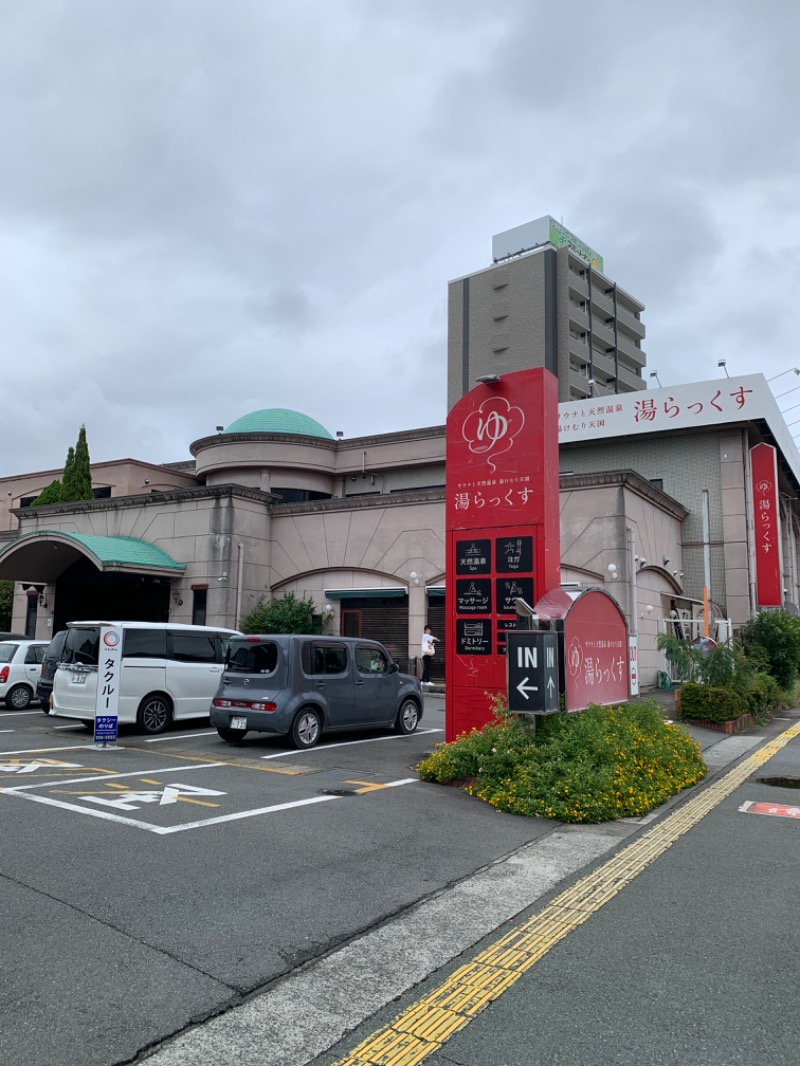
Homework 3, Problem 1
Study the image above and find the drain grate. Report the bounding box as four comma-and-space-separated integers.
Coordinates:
755, 776, 800, 789
320, 788, 358, 796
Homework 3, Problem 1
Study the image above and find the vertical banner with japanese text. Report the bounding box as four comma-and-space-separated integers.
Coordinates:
93, 626, 122, 745
445, 368, 560, 741
750, 443, 782, 608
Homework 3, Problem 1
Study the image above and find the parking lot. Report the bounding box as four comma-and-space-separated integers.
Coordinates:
0, 695, 555, 1066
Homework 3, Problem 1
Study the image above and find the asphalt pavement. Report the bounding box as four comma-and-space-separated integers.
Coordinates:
139, 703, 800, 1066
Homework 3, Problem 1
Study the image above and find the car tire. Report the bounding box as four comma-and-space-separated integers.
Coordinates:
291, 708, 322, 749
394, 698, 420, 735
217, 726, 248, 743
6, 685, 32, 710
136, 694, 172, 735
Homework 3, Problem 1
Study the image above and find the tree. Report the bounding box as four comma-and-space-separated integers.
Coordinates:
60, 445, 76, 500
71, 424, 93, 500
32, 479, 63, 506
240, 593, 324, 634
0, 580, 13, 629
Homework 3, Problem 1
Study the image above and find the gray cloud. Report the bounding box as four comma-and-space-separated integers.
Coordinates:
0, 0, 798, 475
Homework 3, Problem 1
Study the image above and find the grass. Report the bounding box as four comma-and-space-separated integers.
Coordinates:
416, 699, 707, 824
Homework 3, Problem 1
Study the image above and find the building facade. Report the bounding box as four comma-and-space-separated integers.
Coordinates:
447, 216, 647, 409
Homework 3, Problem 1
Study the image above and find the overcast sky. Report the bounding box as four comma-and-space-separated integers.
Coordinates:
2, 0, 798, 477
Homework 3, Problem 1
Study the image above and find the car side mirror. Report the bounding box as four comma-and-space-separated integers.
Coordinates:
389, 662, 399, 673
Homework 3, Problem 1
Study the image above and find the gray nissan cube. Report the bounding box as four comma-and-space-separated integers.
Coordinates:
210, 634, 423, 748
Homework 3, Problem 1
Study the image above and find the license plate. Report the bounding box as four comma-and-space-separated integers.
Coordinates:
71, 674, 87, 685
230, 716, 247, 730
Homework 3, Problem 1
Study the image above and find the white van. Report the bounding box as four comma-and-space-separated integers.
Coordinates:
49, 622, 241, 735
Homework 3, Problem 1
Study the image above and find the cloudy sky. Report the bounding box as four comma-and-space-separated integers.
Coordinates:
2, 0, 798, 476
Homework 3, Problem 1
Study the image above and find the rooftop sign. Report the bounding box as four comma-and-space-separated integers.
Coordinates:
557, 374, 800, 486
492, 215, 604, 272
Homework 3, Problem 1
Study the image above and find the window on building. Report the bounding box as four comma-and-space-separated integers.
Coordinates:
271, 488, 332, 503
649, 478, 664, 491
192, 589, 207, 626
19, 497, 37, 508
92, 487, 112, 499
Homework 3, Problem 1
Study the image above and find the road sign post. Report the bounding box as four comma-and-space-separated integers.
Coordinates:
506, 631, 560, 715
91, 626, 123, 750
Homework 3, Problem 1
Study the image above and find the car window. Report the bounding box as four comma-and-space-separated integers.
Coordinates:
123, 629, 167, 659
169, 632, 218, 663
64, 627, 100, 666
25, 645, 46, 665
44, 631, 68, 663
310, 643, 348, 676
226, 641, 279, 674
355, 645, 388, 675
0, 643, 19, 663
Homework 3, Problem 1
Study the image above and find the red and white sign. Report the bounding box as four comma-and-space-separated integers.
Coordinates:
750, 442, 782, 607
628, 636, 639, 697
445, 368, 560, 741
740, 801, 800, 819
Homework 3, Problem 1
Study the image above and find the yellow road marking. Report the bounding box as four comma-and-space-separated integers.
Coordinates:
345, 780, 389, 794
123, 746, 302, 775
334, 721, 800, 1066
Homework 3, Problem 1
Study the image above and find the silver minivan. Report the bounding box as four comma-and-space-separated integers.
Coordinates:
210, 634, 423, 748
50, 621, 241, 734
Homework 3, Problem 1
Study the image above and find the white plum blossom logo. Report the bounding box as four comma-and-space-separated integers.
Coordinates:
461, 397, 525, 472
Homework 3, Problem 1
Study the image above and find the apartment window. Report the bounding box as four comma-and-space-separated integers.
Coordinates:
92, 487, 112, 500
649, 478, 664, 491
191, 589, 207, 626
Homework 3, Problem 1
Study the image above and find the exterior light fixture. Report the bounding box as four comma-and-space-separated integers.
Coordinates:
475, 374, 501, 384
649, 371, 662, 387
409, 571, 420, 586
768, 368, 800, 382
215, 425, 224, 432
717, 360, 730, 378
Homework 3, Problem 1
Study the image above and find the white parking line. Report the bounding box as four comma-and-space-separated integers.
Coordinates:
0, 744, 101, 756
261, 728, 443, 759
1, 772, 418, 834
145, 731, 218, 743
3, 763, 224, 792
0, 710, 46, 717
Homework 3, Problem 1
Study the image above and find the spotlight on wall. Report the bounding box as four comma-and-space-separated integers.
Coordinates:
475, 374, 501, 385
663, 556, 670, 566
172, 591, 183, 606
335, 431, 344, 439
718, 359, 730, 378
216, 425, 224, 433
638, 557, 647, 567
649, 371, 662, 387
38, 594, 47, 608
607, 563, 618, 581
409, 571, 420, 586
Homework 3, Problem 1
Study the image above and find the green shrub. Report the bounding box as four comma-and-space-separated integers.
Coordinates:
743, 672, 783, 722
739, 610, 800, 690
678, 682, 746, 722
241, 592, 324, 634
417, 699, 706, 824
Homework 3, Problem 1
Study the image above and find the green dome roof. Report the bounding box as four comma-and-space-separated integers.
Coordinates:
223, 408, 333, 439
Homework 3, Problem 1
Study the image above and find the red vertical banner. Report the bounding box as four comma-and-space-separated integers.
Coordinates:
750, 442, 782, 608
445, 368, 560, 741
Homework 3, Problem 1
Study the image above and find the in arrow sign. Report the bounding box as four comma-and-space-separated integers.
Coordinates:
516, 677, 538, 699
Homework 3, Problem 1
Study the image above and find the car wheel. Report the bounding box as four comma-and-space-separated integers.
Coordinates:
291, 708, 322, 749
136, 694, 172, 735
394, 698, 420, 735
6, 685, 32, 710
217, 726, 248, 743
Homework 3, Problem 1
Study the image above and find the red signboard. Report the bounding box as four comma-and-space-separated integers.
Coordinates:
445, 368, 560, 741
740, 801, 800, 820
534, 587, 629, 711
750, 443, 782, 607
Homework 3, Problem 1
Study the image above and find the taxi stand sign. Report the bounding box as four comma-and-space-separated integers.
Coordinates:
92, 626, 122, 748
506, 631, 560, 714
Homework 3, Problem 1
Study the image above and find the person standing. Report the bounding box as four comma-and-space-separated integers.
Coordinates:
420, 624, 439, 686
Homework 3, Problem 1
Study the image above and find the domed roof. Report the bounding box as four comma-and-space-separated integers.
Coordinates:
223, 408, 333, 439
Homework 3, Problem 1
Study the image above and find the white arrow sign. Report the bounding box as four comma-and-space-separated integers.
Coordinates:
546, 676, 556, 697
516, 677, 538, 700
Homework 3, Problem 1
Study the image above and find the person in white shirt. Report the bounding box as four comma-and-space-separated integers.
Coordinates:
420, 625, 439, 685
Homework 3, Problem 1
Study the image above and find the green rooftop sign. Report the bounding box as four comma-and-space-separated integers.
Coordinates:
492, 216, 604, 272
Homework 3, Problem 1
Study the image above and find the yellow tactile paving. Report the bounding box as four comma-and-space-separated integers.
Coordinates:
335, 720, 800, 1066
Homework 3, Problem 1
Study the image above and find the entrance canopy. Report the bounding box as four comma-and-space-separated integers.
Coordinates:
0, 531, 186, 581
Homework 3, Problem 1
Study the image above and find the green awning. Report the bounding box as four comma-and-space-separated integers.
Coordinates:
324, 588, 407, 600
426, 586, 446, 597
0, 530, 185, 580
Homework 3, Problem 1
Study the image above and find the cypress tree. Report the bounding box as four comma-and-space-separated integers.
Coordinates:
32, 479, 63, 506
60, 446, 76, 500
72, 425, 93, 501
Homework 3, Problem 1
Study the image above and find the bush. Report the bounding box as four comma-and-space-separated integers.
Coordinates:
241, 592, 324, 634
743, 672, 784, 722
678, 682, 747, 722
739, 610, 800, 690
417, 699, 706, 824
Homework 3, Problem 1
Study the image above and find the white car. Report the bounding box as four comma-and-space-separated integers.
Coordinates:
0, 640, 49, 709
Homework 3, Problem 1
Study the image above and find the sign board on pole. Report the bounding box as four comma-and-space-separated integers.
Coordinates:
750, 442, 782, 607
506, 631, 560, 714
93, 626, 122, 746
628, 636, 639, 697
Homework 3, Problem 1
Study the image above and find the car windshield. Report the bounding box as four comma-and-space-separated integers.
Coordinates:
0, 643, 19, 663
63, 627, 100, 666
226, 640, 279, 674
